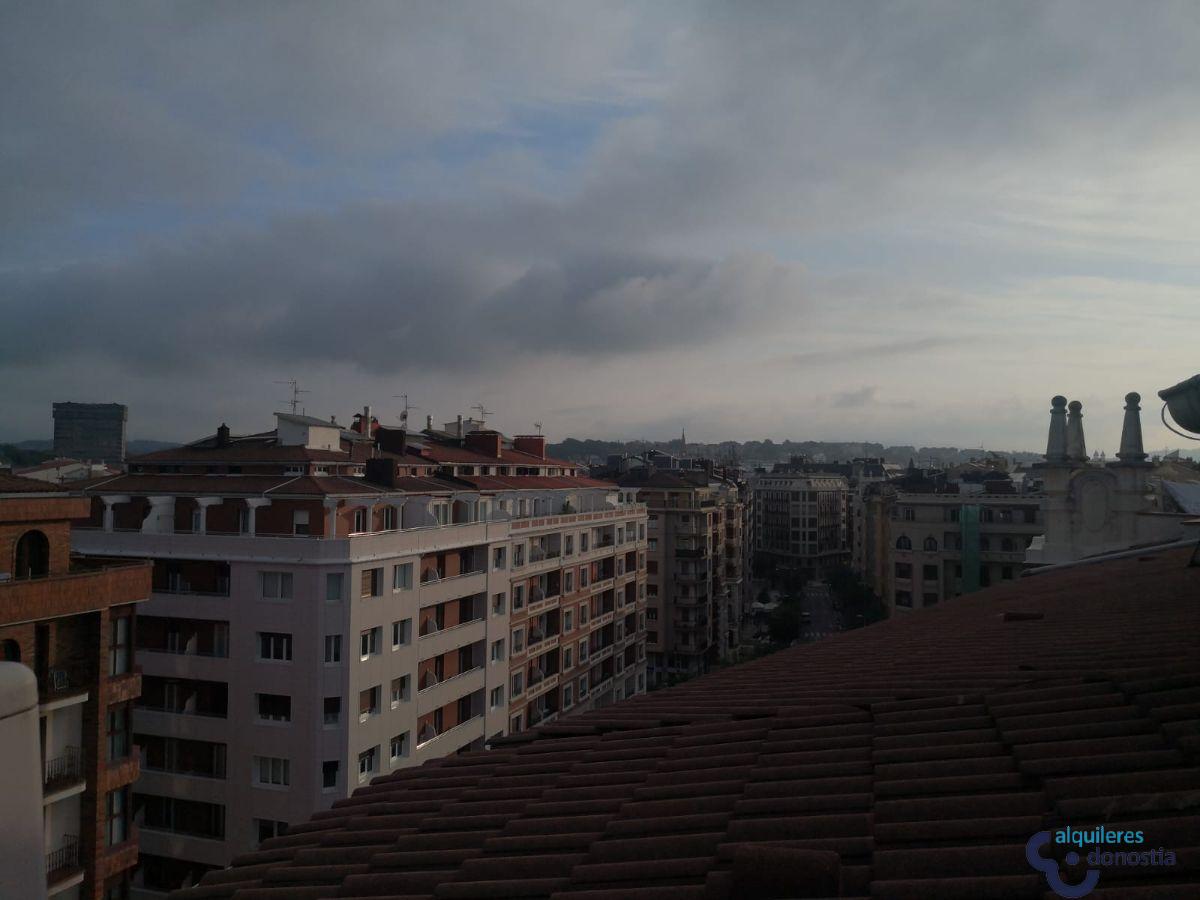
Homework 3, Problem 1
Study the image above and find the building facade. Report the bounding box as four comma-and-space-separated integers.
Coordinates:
71, 412, 646, 893
0, 474, 152, 900
609, 464, 748, 687
751, 472, 849, 585
53, 404, 129, 465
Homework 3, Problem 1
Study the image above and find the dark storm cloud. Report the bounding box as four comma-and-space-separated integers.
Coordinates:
0, 202, 804, 374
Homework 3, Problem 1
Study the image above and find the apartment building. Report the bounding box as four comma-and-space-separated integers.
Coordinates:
70, 411, 646, 894
0, 474, 152, 900
751, 472, 849, 584
873, 466, 1044, 613
607, 463, 748, 687
53, 403, 128, 465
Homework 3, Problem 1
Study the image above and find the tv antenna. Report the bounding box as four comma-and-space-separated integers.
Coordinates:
472, 402, 493, 421
275, 379, 310, 414
534, 421, 543, 435
393, 394, 420, 428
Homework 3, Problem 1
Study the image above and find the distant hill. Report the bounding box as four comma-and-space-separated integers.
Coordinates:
549, 437, 1045, 468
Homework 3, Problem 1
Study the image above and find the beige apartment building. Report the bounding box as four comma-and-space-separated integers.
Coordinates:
751, 472, 850, 584
71, 411, 646, 895
612, 465, 748, 687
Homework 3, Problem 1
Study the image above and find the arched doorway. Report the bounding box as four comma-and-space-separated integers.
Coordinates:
14, 530, 50, 579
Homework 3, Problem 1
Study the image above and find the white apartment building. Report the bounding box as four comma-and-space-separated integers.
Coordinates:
72, 412, 647, 895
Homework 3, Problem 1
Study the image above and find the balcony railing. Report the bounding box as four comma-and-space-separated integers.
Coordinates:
44, 746, 82, 788
45, 836, 79, 879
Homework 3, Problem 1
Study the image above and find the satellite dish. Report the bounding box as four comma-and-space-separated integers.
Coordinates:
1159, 374, 1200, 439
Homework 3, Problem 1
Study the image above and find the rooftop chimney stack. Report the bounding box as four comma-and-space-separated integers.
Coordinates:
457, 414, 463, 438
216, 423, 230, 446
426, 414, 433, 431
1066, 400, 1087, 463
1045, 396, 1069, 464
1116, 392, 1149, 463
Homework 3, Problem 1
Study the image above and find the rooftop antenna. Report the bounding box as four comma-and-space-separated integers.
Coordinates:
393, 393, 420, 429
274, 379, 310, 414
472, 402, 493, 421
534, 421, 543, 435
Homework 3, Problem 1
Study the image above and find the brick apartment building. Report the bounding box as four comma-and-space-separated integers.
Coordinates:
605, 460, 749, 687
0, 474, 151, 900
69, 410, 647, 894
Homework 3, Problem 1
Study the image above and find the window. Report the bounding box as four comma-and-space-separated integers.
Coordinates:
564, 571, 574, 593
256, 694, 291, 722
256, 819, 288, 844
322, 760, 339, 790
513, 543, 525, 567
361, 567, 382, 598
579, 675, 589, 698
1002, 566, 1014, 580
490, 639, 505, 662
391, 675, 411, 706
511, 671, 524, 696
903, 508, 915, 521
579, 603, 588, 625
323, 634, 341, 663
563, 610, 573, 632
492, 593, 506, 615
258, 632, 293, 662
392, 563, 413, 590
563, 646, 573, 669
107, 705, 130, 761
563, 684, 573, 708
565, 535, 574, 556
948, 508, 961, 522
359, 686, 381, 719
358, 746, 378, 781
1001, 537, 1015, 552
253, 756, 290, 787
581, 533, 589, 552
110, 616, 131, 676
896, 536, 912, 550
260, 571, 293, 601
323, 696, 341, 725
923, 536, 938, 551
513, 585, 525, 610
326, 573, 344, 603
239, 508, 251, 534
106, 788, 129, 846
648, 538, 658, 551
647, 607, 658, 621
895, 590, 913, 608
579, 639, 589, 662
923, 593, 940, 606
638, 524, 645, 540
511, 714, 523, 733
392, 619, 411, 648
511, 627, 525, 653
922, 564, 938, 581
353, 508, 367, 533
490, 686, 504, 708
980, 537, 991, 551
360, 626, 381, 658
580, 567, 589, 588
292, 511, 309, 536
383, 506, 397, 530
390, 733, 410, 761
493, 547, 506, 570
191, 509, 202, 532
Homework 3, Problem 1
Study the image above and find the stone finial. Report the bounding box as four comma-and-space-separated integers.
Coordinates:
1117, 391, 1148, 463
1066, 400, 1087, 463
1045, 395, 1069, 464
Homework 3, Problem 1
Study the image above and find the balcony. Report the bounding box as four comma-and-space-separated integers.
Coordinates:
44, 746, 84, 797
46, 835, 81, 889
1, 560, 150, 624
417, 617, 486, 659
416, 665, 485, 715
418, 569, 488, 608
414, 714, 485, 763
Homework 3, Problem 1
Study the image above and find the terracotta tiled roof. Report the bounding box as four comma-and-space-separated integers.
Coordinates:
415, 443, 578, 469
0, 473, 69, 494
456, 475, 617, 491
172, 547, 1200, 900
132, 443, 349, 463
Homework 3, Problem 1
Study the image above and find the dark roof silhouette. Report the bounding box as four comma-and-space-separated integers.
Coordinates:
172, 546, 1200, 900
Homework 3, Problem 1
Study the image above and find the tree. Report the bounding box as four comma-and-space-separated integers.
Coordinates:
767, 603, 803, 645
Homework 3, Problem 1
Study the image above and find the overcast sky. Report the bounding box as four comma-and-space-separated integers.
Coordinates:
3, 2, 1198, 452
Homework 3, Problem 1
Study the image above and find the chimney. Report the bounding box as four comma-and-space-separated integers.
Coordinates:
1117, 392, 1148, 463
466, 430, 502, 459
1044, 396, 1068, 464
1066, 400, 1087, 463
216, 423, 231, 446
426, 414, 433, 431
513, 435, 547, 460
457, 414, 463, 438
